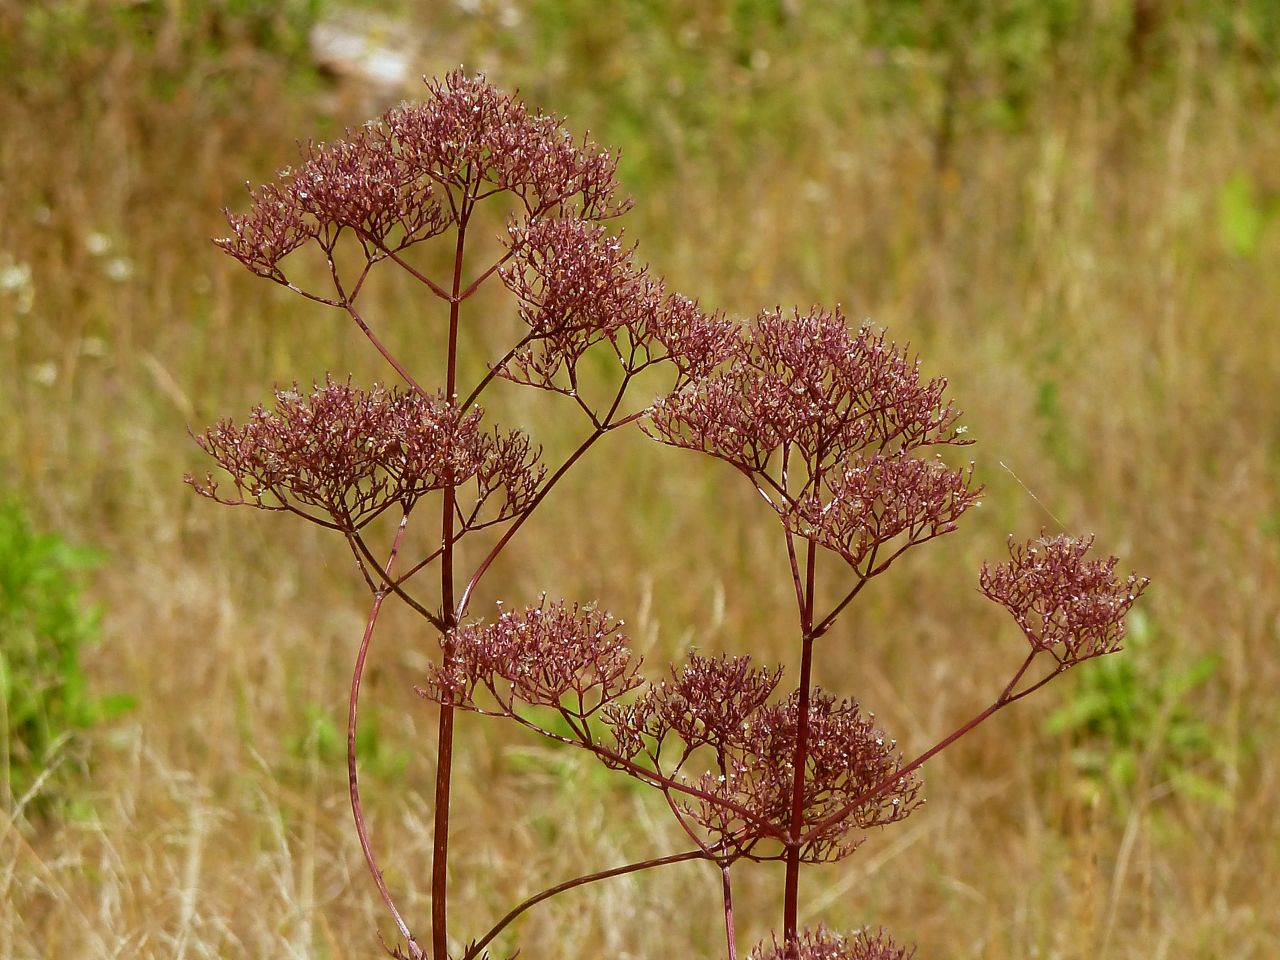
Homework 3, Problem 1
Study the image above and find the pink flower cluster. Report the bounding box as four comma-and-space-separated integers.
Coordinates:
981, 534, 1150, 666
605, 654, 919, 861
187, 378, 540, 531
422, 598, 642, 719
499, 216, 738, 394
215, 70, 623, 281
647, 307, 979, 574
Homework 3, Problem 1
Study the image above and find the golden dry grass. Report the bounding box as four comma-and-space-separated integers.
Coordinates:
2, 3, 1278, 958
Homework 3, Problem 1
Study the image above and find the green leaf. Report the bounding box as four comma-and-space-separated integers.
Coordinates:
1219, 172, 1266, 258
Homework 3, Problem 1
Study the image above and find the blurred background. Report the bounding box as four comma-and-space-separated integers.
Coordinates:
1, 1, 1277, 957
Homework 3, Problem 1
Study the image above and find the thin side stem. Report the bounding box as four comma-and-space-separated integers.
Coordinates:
463, 850, 709, 960
455, 363, 638, 620
455, 426, 603, 618
349, 532, 444, 630
800, 653, 1061, 845
349, 516, 422, 959
457, 249, 515, 301
495, 709, 784, 837
459, 331, 536, 411
344, 301, 432, 401
374, 241, 453, 302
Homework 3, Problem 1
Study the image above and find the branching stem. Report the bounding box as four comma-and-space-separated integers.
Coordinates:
463, 850, 709, 960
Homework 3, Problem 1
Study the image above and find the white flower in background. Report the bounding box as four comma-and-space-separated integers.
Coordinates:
29, 361, 57, 387
85, 231, 112, 255
0, 252, 34, 314
105, 257, 135, 282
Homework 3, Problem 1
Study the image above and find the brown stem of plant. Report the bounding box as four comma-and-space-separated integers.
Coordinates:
722, 863, 738, 960
500, 708, 785, 838
455, 375, 632, 620
783, 537, 818, 944
463, 849, 709, 960
431, 203, 470, 960
373, 241, 453, 302
457, 248, 515, 301
349, 515, 422, 958
345, 301, 433, 401
458, 331, 536, 411
349, 532, 444, 630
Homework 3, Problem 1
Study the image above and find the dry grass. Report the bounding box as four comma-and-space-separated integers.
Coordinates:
2, 2, 1277, 957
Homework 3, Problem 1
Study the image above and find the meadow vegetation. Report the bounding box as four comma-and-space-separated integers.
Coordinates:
1, 1, 1277, 957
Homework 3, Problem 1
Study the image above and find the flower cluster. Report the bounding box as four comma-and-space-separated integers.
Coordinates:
606, 654, 919, 860
647, 307, 977, 571
385, 71, 625, 220
215, 71, 623, 281
421, 599, 642, 720
461, 428, 545, 531
498, 216, 737, 394
787, 452, 980, 571
751, 927, 914, 960
187, 379, 540, 531
648, 308, 966, 474
980, 535, 1149, 666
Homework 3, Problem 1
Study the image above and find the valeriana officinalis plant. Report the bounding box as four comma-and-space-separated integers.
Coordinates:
188, 71, 1149, 960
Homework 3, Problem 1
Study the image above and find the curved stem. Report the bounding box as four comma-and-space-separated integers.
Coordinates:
463, 850, 709, 960
349, 516, 422, 958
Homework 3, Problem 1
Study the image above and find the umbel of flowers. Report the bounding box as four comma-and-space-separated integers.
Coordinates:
190, 71, 1148, 960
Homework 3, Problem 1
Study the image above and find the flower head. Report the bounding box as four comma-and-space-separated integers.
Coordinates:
787, 451, 981, 570
980, 534, 1149, 665
648, 307, 967, 474
186, 378, 486, 529
215, 71, 625, 280
606, 655, 919, 860
421, 598, 642, 717
384, 70, 626, 219
647, 307, 975, 570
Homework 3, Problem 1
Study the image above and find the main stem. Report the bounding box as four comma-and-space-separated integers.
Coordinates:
783, 538, 818, 943
721, 864, 738, 960
431, 208, 469, 960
